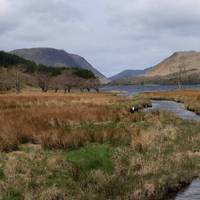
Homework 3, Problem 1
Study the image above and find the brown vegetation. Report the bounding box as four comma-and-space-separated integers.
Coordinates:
0, 92, 147, 151
0, 92, 199, 200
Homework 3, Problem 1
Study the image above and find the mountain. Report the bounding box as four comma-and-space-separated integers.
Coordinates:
0, 51, 100, 92
109, 69, 145, 81
11, 48, 108, 84
108, 51, 200, 85
146, 51, 200, 77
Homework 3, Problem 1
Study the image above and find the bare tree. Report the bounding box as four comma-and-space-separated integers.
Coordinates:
63, 72, 77, 93
37, 73, 51, 92
92, 78, 101, 93
177, 63, 186, 89
51, 70, 78, 93
0, 68, 24, 92
78, 77, 100, 93
0, 68, 11, 91
15, 70, 22, 93
50, 78, 62, 93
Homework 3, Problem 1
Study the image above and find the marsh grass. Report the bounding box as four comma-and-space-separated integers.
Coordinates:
0, 92, 199, 199
0, 92, 149, 151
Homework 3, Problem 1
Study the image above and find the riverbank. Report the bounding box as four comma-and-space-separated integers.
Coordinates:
0, 92, 199, 199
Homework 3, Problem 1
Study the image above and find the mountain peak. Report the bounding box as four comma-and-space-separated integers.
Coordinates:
146, 50, 200, 77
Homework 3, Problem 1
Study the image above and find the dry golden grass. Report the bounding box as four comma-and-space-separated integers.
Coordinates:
0, 91, 145, 151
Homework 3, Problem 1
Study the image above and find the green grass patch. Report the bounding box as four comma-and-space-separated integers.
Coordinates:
66, 143, 114, 174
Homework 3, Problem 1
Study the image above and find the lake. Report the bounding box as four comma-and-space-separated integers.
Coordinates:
101, 84, 200, 95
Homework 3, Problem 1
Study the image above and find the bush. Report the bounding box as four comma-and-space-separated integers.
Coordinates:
73, 68, 95, 79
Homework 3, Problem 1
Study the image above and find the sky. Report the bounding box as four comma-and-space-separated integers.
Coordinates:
1, 0, 200, 77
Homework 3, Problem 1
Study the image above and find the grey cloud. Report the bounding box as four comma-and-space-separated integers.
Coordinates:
1, 0, 200, 76
0, 20, 18, 35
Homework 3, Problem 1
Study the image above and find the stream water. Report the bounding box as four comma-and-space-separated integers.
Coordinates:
145, 100, 200, 122
175, 179, 200, 200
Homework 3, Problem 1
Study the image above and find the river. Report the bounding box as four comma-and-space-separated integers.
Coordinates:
101, 85, 200, 200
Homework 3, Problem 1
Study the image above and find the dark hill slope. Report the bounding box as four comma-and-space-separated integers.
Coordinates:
11, 48, 108, 83
109, 69, 145, 81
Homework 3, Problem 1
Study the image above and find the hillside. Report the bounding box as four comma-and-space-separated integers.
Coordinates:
146, 51, 200, 77
109, 69, 145, 81
11, 48, 108, 83
0, 51, 99, 92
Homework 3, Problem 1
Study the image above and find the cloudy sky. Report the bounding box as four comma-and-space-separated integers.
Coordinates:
1, 0, 200, 76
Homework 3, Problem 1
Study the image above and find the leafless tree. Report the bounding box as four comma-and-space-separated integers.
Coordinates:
62, 72, 77, 93
92, 78, 101, 93
14, 70, 22, 93
51, 70, 79, 93
37, 73, 51, 92
0, 68, 23, 92
50, 78, 62, 93
177, 63, 186, 89
78, 77, 100, 93
0, 68, 11, 91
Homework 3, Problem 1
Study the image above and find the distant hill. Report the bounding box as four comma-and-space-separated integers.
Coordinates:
11, 48, 108, 84
146, 51, 200, 77
109, 69, 145, 81
110, 51, 200, 85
